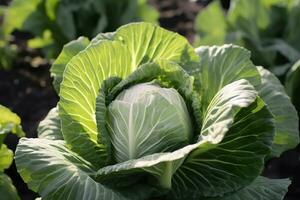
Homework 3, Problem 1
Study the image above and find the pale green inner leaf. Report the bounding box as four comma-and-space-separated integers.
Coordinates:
108, 82, 192, 162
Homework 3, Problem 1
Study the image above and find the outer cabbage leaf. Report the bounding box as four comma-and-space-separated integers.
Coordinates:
37, 107, 63, 140
195, 45, 260, 114
166, 43, 274, 199
58, 23, 198, 167
113, 23, 198, 70
95, 140, 208, 189
50, 33, 115, 94
203, 176, 290, 200
200, 79, 257, 143
256, 66, 299, 157
50, 37, 90, 93
91, 32, 115, 44
15, 138, 153, 200
59, 40, 132, 168
195, 45, 299, 156
0, 172, 20, 200
170, 97, 274, 198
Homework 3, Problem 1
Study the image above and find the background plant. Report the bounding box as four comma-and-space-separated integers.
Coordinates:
0, 104, 24, 200
194, 0, 300, 112
286, 60, 300, 114
15, 22, 299, 199
2, 0, 158, 58
194, 0, 300, 75
0, 5, 17, 70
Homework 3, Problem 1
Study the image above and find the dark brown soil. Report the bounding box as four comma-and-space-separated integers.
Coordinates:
1, 60, 58, 199
148, 0, 205, 43
1, 29, 58, 199
264, 146, 300, 200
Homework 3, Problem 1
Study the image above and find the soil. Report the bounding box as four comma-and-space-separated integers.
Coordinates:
1, 28, 58, 200
264, 146, 300, 200
0, 52, 58, 200
148, 0, 205, 43
0, 0, 299, 199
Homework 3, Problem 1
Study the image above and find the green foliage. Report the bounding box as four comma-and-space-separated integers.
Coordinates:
0, 42, 17, 70
194, 0, 300, 78
0, 6, 17, 70
286, 60, 300, 113
194, 1, 300, 148
15, 23, 299, 200
0, 172, 20, 200
256, 66, 299, 157
3, 0, 158, 58
0, 104, 24, 200
0, 105, 25, 137
203, 176, 290, 200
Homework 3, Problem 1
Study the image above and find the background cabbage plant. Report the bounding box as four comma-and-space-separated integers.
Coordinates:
0, 104, 24, 200
194, 0, 300, 114
2, 0, 158, 58
15, 22, 299, 199
0, 6, 16, 70
286, 60, 300, 117
194, 0, 300, 75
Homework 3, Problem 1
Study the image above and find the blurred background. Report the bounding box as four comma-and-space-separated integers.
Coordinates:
0, 0, 299, 199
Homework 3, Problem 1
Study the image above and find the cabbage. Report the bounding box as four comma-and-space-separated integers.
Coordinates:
15, 22, 298, 200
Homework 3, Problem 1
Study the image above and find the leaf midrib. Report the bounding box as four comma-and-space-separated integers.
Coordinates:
128, 103, 136, 160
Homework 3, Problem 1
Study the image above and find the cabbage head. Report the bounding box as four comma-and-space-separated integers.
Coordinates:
15, 23, 299, 200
